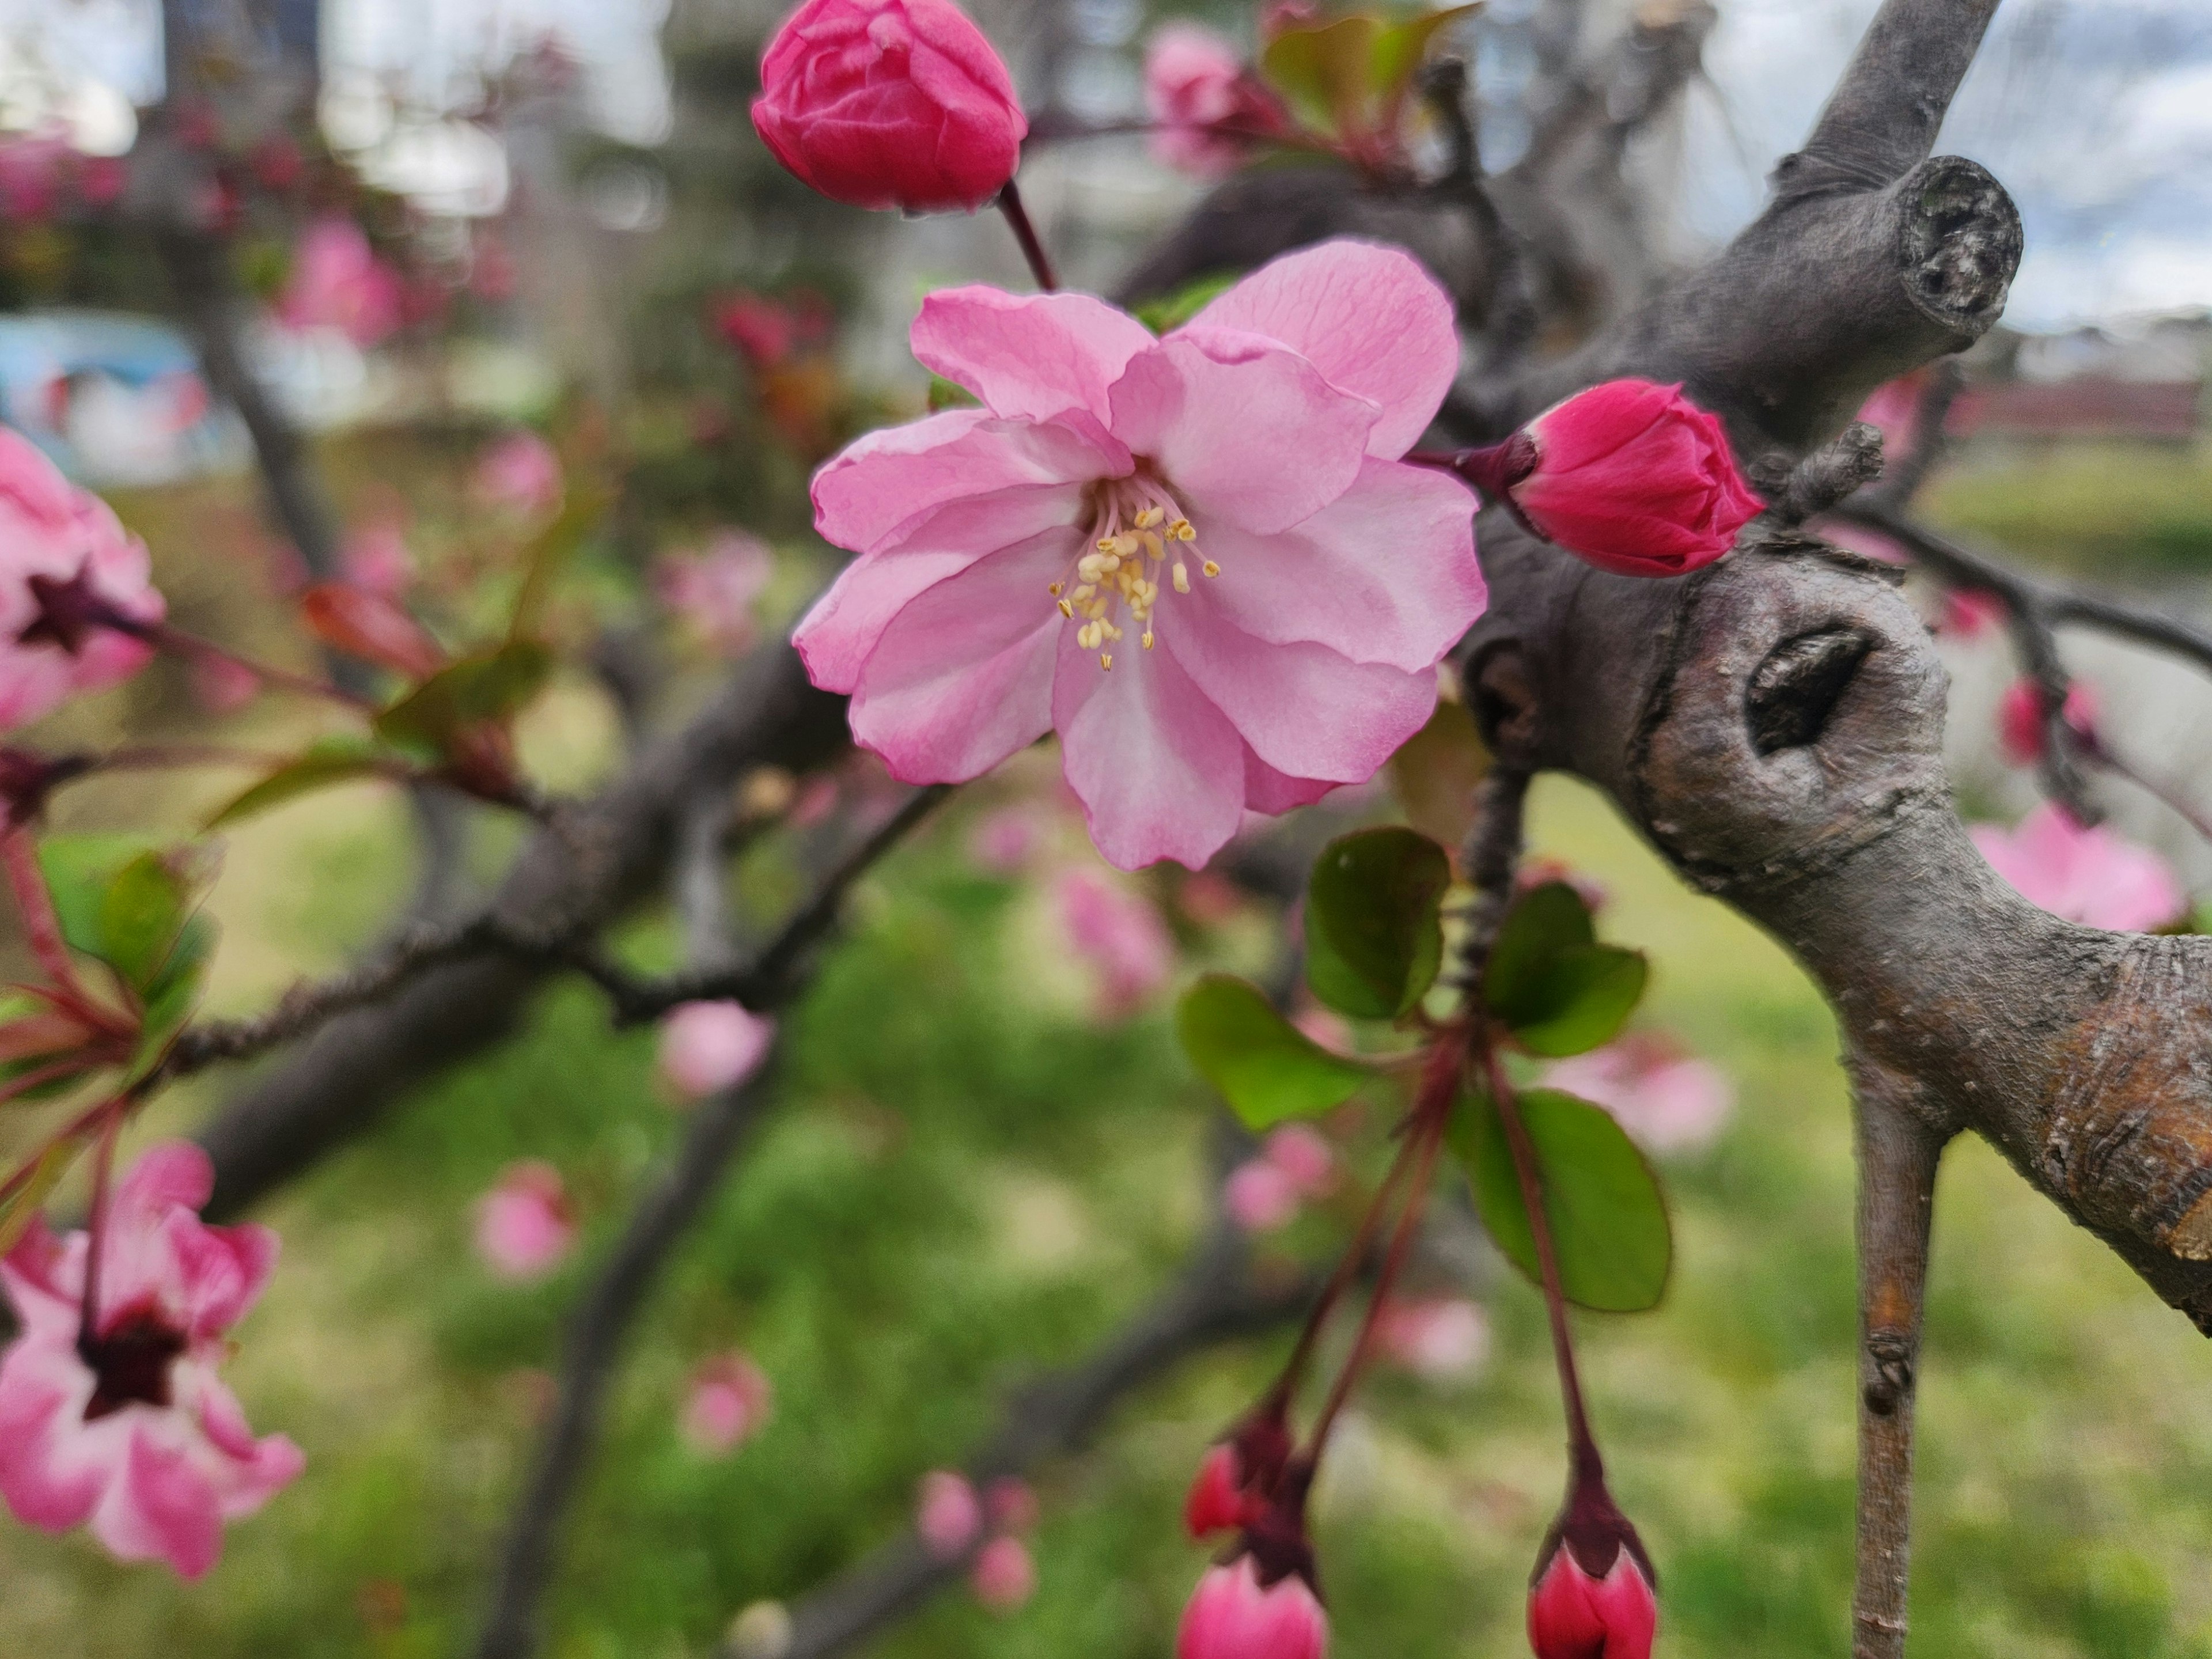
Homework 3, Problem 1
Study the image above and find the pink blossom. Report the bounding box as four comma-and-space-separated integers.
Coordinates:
473, 1162, 577, 1281
986, 1474, 1037, 1532
1374, 1296, 1490, 1381
1997, 676, 2098, 768
191, 655, 260, 715
681, 1353, 773, 1456
1145, 24, 1278, 177
969, 802, 1046, 872
341, 520, 415, 597
970, 1533, 1036, 1612
1971, 801, 2186, 933
1261, 1123, 1335, 1196
1543, 1033, 1735, 1154
1184, 1443, 1247, 1537
1224, 1158, 1300, 1233
657, 1001, 776, 1100
714, 293, 800, 370
916, 1468, 983, 1559
793, 240, 1484, 870
656, 531, 774, 655
752, 0, 1027, 214
0, 133, 68, 222
471, 431, 564, 518
76, 155, 128, 209
0, 1142, 302, 1578
275, 217, 405, 349
0, 425, 166, 730
1938, 587, 2006, 641
1529, 1543, 1657, 1659
1178, 1556, 1328, 1659
1055, 868, 1175, 1017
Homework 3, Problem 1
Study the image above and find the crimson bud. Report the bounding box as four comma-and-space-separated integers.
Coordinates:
1526, 1455, 1657, 1659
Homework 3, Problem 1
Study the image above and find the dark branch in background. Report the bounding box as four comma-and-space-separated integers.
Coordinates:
476, 1056, 785, 1659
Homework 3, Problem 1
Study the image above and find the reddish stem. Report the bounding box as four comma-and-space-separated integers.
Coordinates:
142, 621, 376, 713
994, 179, 1059, 293
77, 1107, 121, 1339
0, 828, 119, 1032
1485, 1038, 1599, 1462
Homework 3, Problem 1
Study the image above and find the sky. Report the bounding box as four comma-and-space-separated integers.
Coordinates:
1, 0, 2208, 331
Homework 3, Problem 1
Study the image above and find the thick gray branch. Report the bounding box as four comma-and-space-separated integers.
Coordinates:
1783, 0, 2003, 197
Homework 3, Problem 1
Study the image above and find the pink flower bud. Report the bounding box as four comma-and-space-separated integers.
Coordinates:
1528, 1544, 1658, 1659
751, 0, 1027, 215
1184, 1443, 1248, 1538
1144, 24, 1284, 178
1509, 380, 1763, 577
1261, 1124, 1335, 1198
658, 1001, 776, 1100
1185, 1402, 1293, 1538
969, 1533, 1036, 1612
916, 1468, 983, 1559
1223, 1158, 1299, 1233
341, 520, 416, 597
1938, 586, 2005, 641
986, 1475, 1038, 1533
1996, 676, 2098, 768
683, 1353, 774, 1456
474, 1161, 576, 1281
1177, 1556, 1327, 1659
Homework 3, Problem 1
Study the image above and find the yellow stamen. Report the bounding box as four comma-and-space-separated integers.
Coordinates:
1100, 652, 1112, 671
1134, 506, 1164, 529
1142, 630, 1154, 649
1057, 598, 1073, 618
1172, 563, 1191, 593
1202, 560, 1221, 578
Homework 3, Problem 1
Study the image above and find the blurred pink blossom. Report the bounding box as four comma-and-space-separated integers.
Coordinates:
1997, 677, 2099, 768
658, 1002, 775, 1101
1971, 802, 2186, 933
1290, 1004, 1353, 1054
970, 1534, 1036, 1612
1054, 869, 1175, 1018
656, 531, 774, 655
1145, 23, 1274, 177
276, 217, 405, 349
1224, 1158, 1299, 1233
1936, 587, 2005, 640
191, 654, 260, 714
1261, 1124, 1335, 1198
0, 132, 67, 221
471, 431, 563, 518
916, 1468, 983, 1559
681, 1353, 773, 1457
474, 1162, 576, 1281
1374, 1296, 1490, 1382
341, 521, 415, 597
0, 1142, 302, 1578
1543, 1034, 1736, 1154
1813, 517, 1909, 566
1856, 371, 1927, 457
986, 1475, 1037, 1533
1177, 870, 1244, 927
75, 155, 127, 208
969, 804, 1046, 873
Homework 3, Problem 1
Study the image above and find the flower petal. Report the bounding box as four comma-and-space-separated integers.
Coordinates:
1054, 626, 1245, 870
811, 410, 1115, 557
1165, 602, 1435, 784
1241, 744, 1340, 814
0, 1336, 103, 1532
1190, 240, 1459, 458
1107, 329, 1375, 535
1192, 457, 1482, 671
94, 1425, 224, 1578
848, 528, 1080, 783
793, 481, 1086, 692
911, 287, 1154, 461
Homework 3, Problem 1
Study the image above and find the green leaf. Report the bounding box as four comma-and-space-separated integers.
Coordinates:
1177, 974, 1373, 1130
1451, 1087, 1672, 1312
927, 374, 981, 412
34, 835, 217, 1004
0, 1134, 86, 1256
1369, 3, 1481, 101
1260, 14, 1381, 134
37, 832, 164, 963
96, 851, 195, 993
205, 736, 400, 828
1483, 881, 1647, 1056
127, 915, 214, 1084
1134, 271, 1240, 335
1305, 827, 1451, 1020
374, 639, 555, 755
1388, 698, 1491, 847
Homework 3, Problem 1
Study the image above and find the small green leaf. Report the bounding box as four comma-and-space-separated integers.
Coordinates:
1177, 974, 1373, 1130
374, 639, 555, 754
0, 1135, 86, 1255
1134, 271, 1240, 335
927, 374, 981, 411
1483, 881, 1647, 1056
1451, 1087, 1672, 1312
1305, 827, 1452, 1020
37, 833, 165, 963
206, 736, 401, 828
127, 915, 214, 1084
1260, 13, 1381, 134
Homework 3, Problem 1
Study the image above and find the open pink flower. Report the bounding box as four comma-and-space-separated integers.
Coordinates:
656, 531, 775, 655
1374, 1295, 1490, 1381
1145, 24, 1282, 177
1997, 676, 2098, 768
681, 1353, 774, 1456
1543, 1033, 1734, 1154
474, 1162, 577, 1281
752, 0, 1027, 214
0, 425, 165, 730
1971, 802, 2185, 933
0, 1142, 302, 1578
471, 431, 563, 518
658, 1001, 776, 1100
276, 218, 405, 349
793, 240, 1483, 870
916, 1468, 983, 1558
971, 1533, 1036, 1612
1055, 868, 1175, 1017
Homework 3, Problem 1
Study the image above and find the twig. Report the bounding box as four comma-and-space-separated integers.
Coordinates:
474, 1055, 785, 1659
995, 180, 1059, 293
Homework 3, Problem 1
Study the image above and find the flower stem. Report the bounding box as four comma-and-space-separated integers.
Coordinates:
141, 621, 377, 713
77, 1105, 122, 1340
1484, 1038, 1600, 1464
995, 179, 1059, 293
